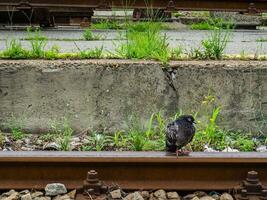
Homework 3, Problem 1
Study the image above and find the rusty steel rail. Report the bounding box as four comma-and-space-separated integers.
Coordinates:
0, 0, 267, 12
0, 151, 267, 192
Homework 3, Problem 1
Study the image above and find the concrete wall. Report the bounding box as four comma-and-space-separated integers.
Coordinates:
0, 60, 266, 133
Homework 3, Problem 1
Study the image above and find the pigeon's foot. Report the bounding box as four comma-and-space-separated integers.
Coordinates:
176, 149, 190, 157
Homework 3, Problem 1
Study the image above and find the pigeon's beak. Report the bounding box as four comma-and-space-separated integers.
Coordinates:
193, 121, 197, 124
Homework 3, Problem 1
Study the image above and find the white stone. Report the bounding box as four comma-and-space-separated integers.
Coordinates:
211, 194, 220, 200
43, 142, 60, 150
2, 190, 16, 197
21, 193, 32, 200
222, 147, 239, 152
2, 192, 19, 200
52, 195, 70, 200
45, 183, 67, 196
199, 196, 215, 200
19, 190, 30, 195
154, 190, 166, 199
167, 192, 180, 199
110, 189, 122, 199
124, 192, 144, 200
183, 194, 196, 200
204, 145, 219, 152
140, 191, 150, 199
220, 193, 233, 200
31, 192, 44, 198
256, 145, 267, 152
33, 197, 51, 200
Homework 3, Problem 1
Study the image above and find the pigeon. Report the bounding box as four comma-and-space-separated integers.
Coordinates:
166, 115, 196, 156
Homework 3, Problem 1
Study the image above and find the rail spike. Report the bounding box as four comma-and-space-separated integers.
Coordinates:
234, 171, 267, 200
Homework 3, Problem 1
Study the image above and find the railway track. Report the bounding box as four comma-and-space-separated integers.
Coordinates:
0, 0, 266, 27
0, 151, 267, 200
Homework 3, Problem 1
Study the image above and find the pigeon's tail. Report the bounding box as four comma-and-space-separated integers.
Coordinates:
165, 139, 176, 152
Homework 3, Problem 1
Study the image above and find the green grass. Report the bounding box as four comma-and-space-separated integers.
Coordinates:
5, 115, 26, 140
190, 18, 234, 30
126, 22, 167, 32
91, 20, 122, 30
1, 39, 30, 59
174, 11, 210, 18
49, 118, 73, 151
0, 131, 4, 148
115, 22, 170, 63
28, 30, 47, 58
83, 28, 102, 40
189, 27, 232, 60
256, 38, 267, 42
82, 132, 113, 151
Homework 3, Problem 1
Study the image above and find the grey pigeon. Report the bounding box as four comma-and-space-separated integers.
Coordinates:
166, 115, 196, 156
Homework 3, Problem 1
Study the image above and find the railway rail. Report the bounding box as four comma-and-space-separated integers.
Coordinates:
0, 0, 266, 27
0, 151, 267, 200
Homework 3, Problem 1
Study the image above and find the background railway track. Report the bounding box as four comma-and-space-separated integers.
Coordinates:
0, 0, 266, 27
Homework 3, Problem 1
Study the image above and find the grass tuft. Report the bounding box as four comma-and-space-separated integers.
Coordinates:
190, 18, 234, 30
116, 22, 169, 63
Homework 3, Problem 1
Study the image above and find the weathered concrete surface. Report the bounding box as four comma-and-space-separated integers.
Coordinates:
0, 60, 267, 133
0, 60, 177, 133
168, 61, 267, 133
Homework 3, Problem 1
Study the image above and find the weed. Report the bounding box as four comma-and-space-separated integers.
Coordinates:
2, 39, 29, 59
28, 29, 47, 58
256, 38, 267, 42
116, 26, 169, 63
82, 132, 113, 151
128, 130, 147, 151
83, 28, 102, 40
83, 28, 94, 40
192, 28, 232, 60
75, 42, 103, 59
91, 20, 122, 30
50, 118, 73, 151
6, 115, 26, 140
171, 47, 183, 59
124, 111, 167, 151
191, 18, 234, 30
0, 131, 4, 147
59, 124, 73, 151
173, 12, 185, 18
234, 136, 255, 151
39, 133, 57, 142
79, 47, 103, 59
126, 22, 164, 32
44, 45, 60, 60
113, 131, 127, 148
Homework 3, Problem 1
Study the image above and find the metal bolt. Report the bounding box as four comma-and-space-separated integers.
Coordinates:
247, 171, 259, 184
241, 189, 247, 198
87, 170, 99, 184
262, 190, 267, 197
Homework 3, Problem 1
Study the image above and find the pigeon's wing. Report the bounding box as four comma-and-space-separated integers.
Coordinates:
166, 123, 179, 141
165, 122, 180, 152
174, 123, 195, 149
188, 126, 196, 143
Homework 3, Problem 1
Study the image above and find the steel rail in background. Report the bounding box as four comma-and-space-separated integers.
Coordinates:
0, 0, 267, 12
0, 152, 267, 191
